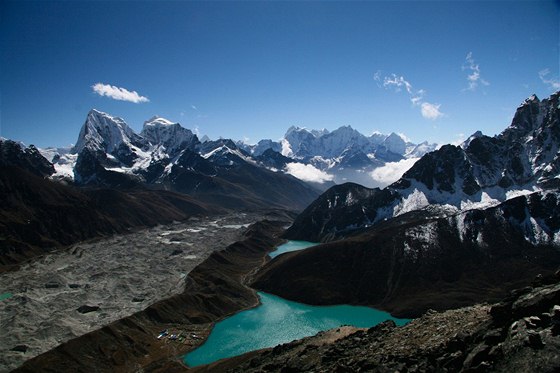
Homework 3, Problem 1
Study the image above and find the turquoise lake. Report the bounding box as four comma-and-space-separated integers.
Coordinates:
268, 240, 319, 258
184, 240, 409, 367
0, 292, 12, 301
184, 291, 409, 367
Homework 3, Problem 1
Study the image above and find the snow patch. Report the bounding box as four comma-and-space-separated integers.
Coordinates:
393, 188, 430, 216
403, 222, 439, 262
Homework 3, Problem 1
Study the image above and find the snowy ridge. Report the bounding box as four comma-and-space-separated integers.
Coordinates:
240, 124, 437, 188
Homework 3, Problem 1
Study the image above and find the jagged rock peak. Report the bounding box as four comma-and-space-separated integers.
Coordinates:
520, 93, 539, 107
461, 130, 484, 149
0, 138, 54, 177
73, 109, 141, 154
501, 90, 559, 143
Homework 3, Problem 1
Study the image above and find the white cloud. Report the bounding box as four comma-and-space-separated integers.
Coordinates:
370, 158, 419, 188
376, 72, 443, 120
539, 68, 560, 91
285, 162, 334, 184
92, 83, 149, 103
421, 102, 443, 120
462, 52, 489, 91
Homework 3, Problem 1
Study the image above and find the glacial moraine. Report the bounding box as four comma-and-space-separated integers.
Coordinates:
0, 213, 263, 372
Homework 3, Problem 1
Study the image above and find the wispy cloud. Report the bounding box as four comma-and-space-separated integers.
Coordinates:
539, 68, 560, 91
462, 52, 489, 92
92, 83, 149, 103
375, 72, 443, 120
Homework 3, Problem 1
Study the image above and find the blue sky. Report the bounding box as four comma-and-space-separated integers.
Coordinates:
1, 1, 558, 148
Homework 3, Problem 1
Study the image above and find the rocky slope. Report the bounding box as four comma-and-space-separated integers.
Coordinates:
0, 139, 54, 177
200, 272, 560, 373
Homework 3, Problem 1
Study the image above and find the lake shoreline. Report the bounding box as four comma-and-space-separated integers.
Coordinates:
184, 289, 409, 368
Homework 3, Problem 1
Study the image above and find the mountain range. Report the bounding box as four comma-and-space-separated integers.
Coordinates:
286, 92, 560, 242
40, 109, 436, 190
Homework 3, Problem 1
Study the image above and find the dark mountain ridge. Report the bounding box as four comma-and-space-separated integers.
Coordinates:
0, 164, 218, 269
255, 190, 560, 317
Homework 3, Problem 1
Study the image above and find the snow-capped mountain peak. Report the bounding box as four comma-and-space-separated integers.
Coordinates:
382, 132, 407, 155
144, 116, 176, 127
141, 116, 198, 155
73, 109, 142, 155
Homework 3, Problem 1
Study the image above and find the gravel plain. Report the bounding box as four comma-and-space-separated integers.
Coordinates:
0, 213, 260, 372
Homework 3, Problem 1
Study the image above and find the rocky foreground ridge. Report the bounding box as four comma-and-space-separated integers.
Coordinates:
196, 272, 560, 373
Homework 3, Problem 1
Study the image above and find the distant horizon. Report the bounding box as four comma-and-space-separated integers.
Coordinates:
4, 90, 549, 150
1, 1, 558, 148
20, 106, 440, 149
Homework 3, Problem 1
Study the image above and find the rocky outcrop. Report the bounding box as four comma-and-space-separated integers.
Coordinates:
284, 182, 397, 242
195, 273, 560, 373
